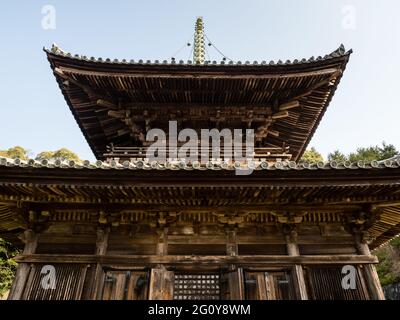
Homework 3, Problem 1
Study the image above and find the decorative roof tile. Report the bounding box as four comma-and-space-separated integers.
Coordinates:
1, 157, 399, 171
45, 43, 352, 67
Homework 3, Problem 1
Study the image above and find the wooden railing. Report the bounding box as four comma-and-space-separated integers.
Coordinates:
103, 144, 292, 162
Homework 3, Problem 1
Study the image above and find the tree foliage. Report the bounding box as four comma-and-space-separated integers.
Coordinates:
327, 150, 347, 162
300, 147, 324, 163
0, 146, 29, 160
327, 142, 398, 163
0, 146, 81, 163
0, 238, 19, 298
35, 148, 81, 162
374, 238, 400, 286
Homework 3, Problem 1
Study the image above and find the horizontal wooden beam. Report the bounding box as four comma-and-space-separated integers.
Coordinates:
26, 202, 363, 213
58, 66, 341, 80
15, 254, 378, 266
279, 101, 300, 111
272, 111, 289, 120
98, 99, 118, 110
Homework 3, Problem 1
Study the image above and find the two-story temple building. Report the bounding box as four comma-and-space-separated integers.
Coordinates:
1, 19, 400, 300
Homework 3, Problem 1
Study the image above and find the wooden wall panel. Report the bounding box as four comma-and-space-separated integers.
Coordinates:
299, 244, 357, 255
22, 264, 88, 300
305, 266, 369, 300
168, 244, 227, 255
238, 244, 287, 255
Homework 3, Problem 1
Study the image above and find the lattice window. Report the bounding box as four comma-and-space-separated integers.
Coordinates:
173, 274, 220, 300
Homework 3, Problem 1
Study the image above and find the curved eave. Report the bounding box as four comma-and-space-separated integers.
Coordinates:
0, 158, 400, 249
44, 44, 352, 71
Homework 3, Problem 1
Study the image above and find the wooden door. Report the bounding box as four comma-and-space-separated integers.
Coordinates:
220, 269, 244, 300
102, 270, 149, 300
245, 271, 295, 300
148, 268, 174, 300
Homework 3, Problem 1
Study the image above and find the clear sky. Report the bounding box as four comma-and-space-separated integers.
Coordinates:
0, 1, 399, 161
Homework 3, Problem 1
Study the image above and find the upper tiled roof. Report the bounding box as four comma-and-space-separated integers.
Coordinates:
44, 43, 352, 67
45, 44, 352, 162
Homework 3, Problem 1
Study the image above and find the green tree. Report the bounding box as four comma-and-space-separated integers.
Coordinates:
35, 151, 54, 161
36, 148, 81, 162
378, 142, 398, 160
348, 146, 381, 162
0, 238, 19, 298
53, 148, 81, 162
0, 146, 29, 160
328, 150, 347, 162
348, 142, 398, 162
375, 238, 400, 286
300, 147, 324, 163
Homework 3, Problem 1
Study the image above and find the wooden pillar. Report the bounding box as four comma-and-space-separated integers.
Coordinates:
8, 229, 38, 300
226, 269, 244, 300
355, 233, 385, 300
148, 225, 174, 300
91, 227, 109, 300
226, 227, 244, 300
226, 227, 238, 257
285, 228, 308, 300
156, 227, 168, 256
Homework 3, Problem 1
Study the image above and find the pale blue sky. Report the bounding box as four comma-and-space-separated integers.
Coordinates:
0, 1, 399, 160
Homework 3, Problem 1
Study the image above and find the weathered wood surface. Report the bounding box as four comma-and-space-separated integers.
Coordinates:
19, 264, 88, 300
148, 268, 174, 300
15, 254, 378, 266
286, 238, 308, 300
8, 230, 38, 300
355, 237, 385, 300
91, 227, 109, 300
227, 268, 244, 300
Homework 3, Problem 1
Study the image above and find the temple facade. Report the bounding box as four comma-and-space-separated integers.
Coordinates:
1, 21, 400, 300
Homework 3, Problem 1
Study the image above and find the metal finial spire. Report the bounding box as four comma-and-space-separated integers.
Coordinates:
193, 17, 205, 64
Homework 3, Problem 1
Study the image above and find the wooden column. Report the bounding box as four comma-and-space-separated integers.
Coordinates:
148, 225, 173, 300
355, 233, 385, 300
8, 229, 38, 300
226, 227, 238, 257
285, 227, 308, 300
156, 227, 168, 256
226, 227, 244, 300
91, 227, 109, 300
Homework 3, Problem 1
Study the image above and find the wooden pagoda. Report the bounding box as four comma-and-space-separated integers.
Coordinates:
1, 27, 400, 300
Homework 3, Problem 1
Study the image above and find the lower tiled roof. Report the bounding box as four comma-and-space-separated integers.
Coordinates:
1, 157, 400, 171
